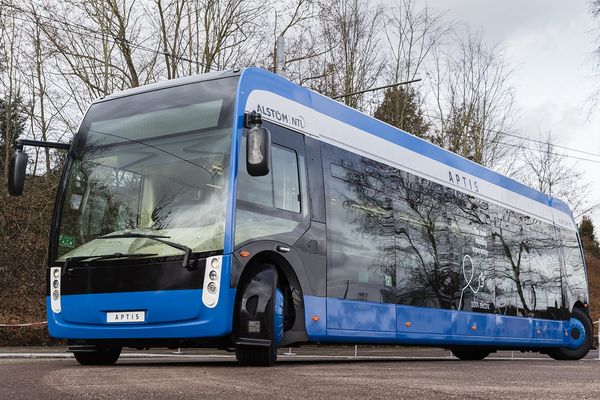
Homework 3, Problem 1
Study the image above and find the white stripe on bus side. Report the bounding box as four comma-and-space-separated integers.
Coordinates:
245, 90, 576, 232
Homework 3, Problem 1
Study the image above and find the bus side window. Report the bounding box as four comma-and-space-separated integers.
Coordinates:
235, 132, 308, 247
560, 228, 587, 305
272, 146, 301, 213
237, 137, 301, 213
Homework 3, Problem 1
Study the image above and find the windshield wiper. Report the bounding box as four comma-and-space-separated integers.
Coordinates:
61, 252, 158, 275
100, 232, 192, 267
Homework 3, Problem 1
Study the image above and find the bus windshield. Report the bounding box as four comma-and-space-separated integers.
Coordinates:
53, 77, 238, 262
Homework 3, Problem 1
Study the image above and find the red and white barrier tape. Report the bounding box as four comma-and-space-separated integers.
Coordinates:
0, 321, 47, 327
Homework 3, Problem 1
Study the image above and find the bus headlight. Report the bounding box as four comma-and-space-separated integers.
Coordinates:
50, 267, 61, 313
207, 282, 217, 293
202, 256, 222, 308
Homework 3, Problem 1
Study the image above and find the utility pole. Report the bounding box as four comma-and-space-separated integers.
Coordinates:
275, 36, 286, 76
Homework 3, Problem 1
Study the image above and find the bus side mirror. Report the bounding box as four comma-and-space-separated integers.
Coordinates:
245, 112, 271, 177
8, 147, 28, 196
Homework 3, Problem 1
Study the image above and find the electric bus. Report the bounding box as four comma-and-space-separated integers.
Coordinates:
8, 67, 591, 366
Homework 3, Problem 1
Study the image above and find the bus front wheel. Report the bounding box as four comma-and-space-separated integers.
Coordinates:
548, 307, 592, 361
235, 343, 277, 366
73, 347, 121, 365
234, 264, 284, 366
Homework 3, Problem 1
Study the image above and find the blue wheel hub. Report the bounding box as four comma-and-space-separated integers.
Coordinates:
566, 317, 586, 350
273, 288, 284, 345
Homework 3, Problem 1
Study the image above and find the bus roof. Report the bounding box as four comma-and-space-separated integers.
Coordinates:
98, 69, 240, 103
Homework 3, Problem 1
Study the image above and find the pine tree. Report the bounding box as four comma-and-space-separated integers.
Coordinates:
0, 93, 27, 175
374, 86, 430, 139
579, 215, 600, 258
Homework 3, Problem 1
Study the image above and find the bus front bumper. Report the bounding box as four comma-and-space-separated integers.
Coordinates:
46, 288, 236, 340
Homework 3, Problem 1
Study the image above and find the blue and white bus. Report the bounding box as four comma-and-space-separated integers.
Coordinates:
8, 67, 591, 365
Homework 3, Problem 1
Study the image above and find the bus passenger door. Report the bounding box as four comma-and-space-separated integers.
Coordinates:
321, 143, 397, 338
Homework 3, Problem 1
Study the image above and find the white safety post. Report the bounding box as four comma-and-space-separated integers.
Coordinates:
283, 347, 295, 356
597, 320, 600, 361
354, 345, 358, 358
174, 348, 183, 354
593, 320, 600, 361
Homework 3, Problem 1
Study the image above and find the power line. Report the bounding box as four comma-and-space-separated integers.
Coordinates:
333, 79, 422, 99
421, 113, 600, 160
362, 97, 600, 164
430, 125, 600, 165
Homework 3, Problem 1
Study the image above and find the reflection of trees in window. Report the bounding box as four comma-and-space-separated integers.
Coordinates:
326, 156, 395, 303
391, 171, 458, 309
560, 228, 588, 309
323, 143, 573, 320
69, 158, 141, 243
493, 211, 564, 318
525, 224, 563, 319
493, 220, 530, 316
449, 194, 495, 312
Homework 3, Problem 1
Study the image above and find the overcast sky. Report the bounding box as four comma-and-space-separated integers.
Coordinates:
423, 0, 600, 224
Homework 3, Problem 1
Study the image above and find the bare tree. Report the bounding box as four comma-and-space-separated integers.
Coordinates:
0, 4, 24, 178
429, 28, 518, 170
385, 0, 451, 83
154, 0, 188, 79
198, 0, 262, 73
32, 0, 157, 99
377, 0, 451, 137
306, 0, 385, 110
515, 132, 600, 219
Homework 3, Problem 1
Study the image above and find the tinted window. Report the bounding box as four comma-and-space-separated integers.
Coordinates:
493, 209, 526, 316
237, 141, 301, 213
235, 127, 308, 246
561, 228, 587, 307
322, 143, 570, 320
523, 223, 563, 319
323, 145, 394, 302
273, 146, 301, 213
391, 171, 458, 308
54, 77, 237, 261
449, 193, 495, 313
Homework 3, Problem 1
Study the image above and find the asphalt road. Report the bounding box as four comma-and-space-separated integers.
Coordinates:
1, 348, 599, 400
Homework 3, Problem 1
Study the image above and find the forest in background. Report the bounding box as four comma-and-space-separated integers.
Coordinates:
1, 0, 600, 345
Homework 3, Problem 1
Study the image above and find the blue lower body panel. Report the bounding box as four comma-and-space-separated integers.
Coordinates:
305, 296, 569, 348
47, 288, 236, 339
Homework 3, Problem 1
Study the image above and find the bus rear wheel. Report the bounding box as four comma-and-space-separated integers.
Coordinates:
451, 349, 490, 360
548, 307, 592, 361
73, 347, 122, 365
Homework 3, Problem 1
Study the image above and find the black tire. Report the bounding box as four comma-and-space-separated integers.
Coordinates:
235, 345, 277, 366
73, 347, 122, 365
451, 349, 490, 360
548, 307, 593, 361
